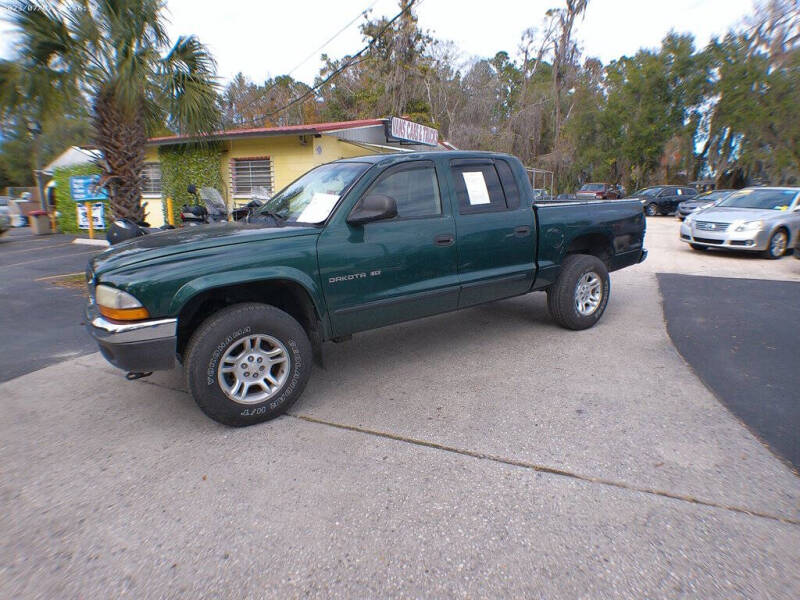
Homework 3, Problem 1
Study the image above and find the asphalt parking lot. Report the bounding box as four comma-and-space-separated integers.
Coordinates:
660, 273, 799, 470
0, 229, 103, 382
1, 220, 799, 598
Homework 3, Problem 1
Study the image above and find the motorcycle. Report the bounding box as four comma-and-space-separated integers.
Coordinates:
181, 184, 264, 225
107, 201, 174, 245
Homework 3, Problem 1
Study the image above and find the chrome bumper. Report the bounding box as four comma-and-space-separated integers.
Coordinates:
85, 303, 177, 371
678, 222, 770, 250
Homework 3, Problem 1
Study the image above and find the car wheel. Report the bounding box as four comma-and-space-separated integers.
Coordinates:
689, 243, 708, 251
185, 303, 312, 427
645, 203, 659, 217
547, 254, 610, 330
764, 229, 789, 259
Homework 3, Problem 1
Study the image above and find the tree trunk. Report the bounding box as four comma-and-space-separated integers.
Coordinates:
92, 90, 147, 222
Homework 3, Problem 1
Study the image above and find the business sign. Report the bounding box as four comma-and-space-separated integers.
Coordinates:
69, 175, 108, 202
76, 202, 106, 230
387, 117, 438, 147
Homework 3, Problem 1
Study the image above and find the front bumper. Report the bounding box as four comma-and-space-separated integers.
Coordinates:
85, 303, 177, 372
678, 221, 770, 251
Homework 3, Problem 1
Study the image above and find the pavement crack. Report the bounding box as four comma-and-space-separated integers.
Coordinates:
289, 412, 800, 527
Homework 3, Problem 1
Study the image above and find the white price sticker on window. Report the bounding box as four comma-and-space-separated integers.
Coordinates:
297, 193, 339, 223
462, 171, 491, 205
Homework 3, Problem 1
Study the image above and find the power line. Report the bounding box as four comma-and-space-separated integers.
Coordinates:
284, 0, 380, 81
236, 0, 420, 128
230, 0, 380, 126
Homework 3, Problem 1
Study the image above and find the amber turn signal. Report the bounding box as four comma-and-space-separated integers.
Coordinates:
98, 306, 150, 321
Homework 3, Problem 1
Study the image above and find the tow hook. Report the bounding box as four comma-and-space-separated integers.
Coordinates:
125, 371, 153, 381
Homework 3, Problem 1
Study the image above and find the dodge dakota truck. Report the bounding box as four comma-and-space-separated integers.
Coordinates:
86, 151, 647, 426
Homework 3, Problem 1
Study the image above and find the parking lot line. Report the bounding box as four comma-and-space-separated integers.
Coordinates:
34, 271, 86, 281
0, 249, 99, 270
0, 241, 77, 256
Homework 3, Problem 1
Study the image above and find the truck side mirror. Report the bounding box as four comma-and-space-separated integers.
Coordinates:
347, 193, 398, 225
187, 184, 197, 195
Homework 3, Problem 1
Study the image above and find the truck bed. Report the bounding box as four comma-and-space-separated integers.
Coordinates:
531, 199, 646, 289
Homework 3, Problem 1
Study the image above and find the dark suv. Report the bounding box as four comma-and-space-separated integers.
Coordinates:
629, 186, 698, 216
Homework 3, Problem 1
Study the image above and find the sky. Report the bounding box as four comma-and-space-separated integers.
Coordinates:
0, 0, 756, 86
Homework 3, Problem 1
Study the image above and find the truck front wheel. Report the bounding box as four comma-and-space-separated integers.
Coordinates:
547, 254, 610, 330
185, 303, 312, 427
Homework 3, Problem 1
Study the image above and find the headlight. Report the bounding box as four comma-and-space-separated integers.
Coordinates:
734, 220, 763, 232
95, 284, 149, 321
684, 214, 694, 224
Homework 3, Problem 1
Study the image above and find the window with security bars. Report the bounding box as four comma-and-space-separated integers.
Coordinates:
142, 162, 162, 194
232, 157, 273, 196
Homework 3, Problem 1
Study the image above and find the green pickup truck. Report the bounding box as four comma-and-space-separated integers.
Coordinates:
86, 151, 647, 426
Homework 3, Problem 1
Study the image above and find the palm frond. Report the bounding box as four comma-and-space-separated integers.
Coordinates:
158, 36, 221, 135
8, 1, 75, 68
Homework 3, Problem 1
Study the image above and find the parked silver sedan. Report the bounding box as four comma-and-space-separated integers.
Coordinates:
680, 187, 800, 258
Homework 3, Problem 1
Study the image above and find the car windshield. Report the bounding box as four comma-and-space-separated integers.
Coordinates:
258, 162, 370, 224
696, 191, 730, 202
633, 187, 662, 197
716, 189, 797, 210
580, 184, 604, 192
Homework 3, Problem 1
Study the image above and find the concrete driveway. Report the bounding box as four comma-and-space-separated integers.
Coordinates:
1, 219, 798, 598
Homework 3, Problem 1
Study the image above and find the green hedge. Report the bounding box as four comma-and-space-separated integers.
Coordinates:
158, 143, 225, 224
53, 164, 109, 234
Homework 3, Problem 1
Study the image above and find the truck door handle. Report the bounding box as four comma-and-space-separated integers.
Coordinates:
434, 233, 455, 247
513, 226, 531, 237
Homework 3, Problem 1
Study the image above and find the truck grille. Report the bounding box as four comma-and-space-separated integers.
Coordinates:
694, 221, 730, 232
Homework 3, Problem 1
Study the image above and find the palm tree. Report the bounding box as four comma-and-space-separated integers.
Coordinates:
1, 0, 220, 221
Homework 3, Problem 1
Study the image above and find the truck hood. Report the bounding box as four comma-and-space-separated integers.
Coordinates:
691, 207, 779, 222
92, 222, 318, 276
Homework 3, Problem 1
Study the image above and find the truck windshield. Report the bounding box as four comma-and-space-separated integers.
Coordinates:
258, 162, 370, 224
716, 189, 798, 210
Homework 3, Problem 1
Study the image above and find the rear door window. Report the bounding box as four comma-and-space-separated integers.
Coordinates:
452, 163, 508, 214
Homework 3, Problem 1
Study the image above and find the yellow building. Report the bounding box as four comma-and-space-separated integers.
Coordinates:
142, 117, 448, 226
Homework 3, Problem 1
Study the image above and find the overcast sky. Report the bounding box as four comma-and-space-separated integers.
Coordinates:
1, 0, 755, 85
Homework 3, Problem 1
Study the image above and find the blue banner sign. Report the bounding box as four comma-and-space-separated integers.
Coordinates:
69, 175, 108, 202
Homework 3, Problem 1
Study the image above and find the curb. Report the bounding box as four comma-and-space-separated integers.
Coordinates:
72, 238, 110, 247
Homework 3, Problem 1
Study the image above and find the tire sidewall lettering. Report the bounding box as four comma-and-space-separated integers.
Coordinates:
206, 326, 251, 386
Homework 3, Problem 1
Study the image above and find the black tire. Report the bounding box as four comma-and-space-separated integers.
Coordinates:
547, 254, 610, 330
645, 203, 659, 217
185, 303, 312, 427
689, 243, 708, 251
763, 228, 789, 259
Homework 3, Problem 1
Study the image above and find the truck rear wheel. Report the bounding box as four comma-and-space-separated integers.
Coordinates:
547, 254, 610, 330
185, 303, 312, 427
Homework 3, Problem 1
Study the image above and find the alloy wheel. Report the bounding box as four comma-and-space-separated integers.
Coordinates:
217, 334, 290, 404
